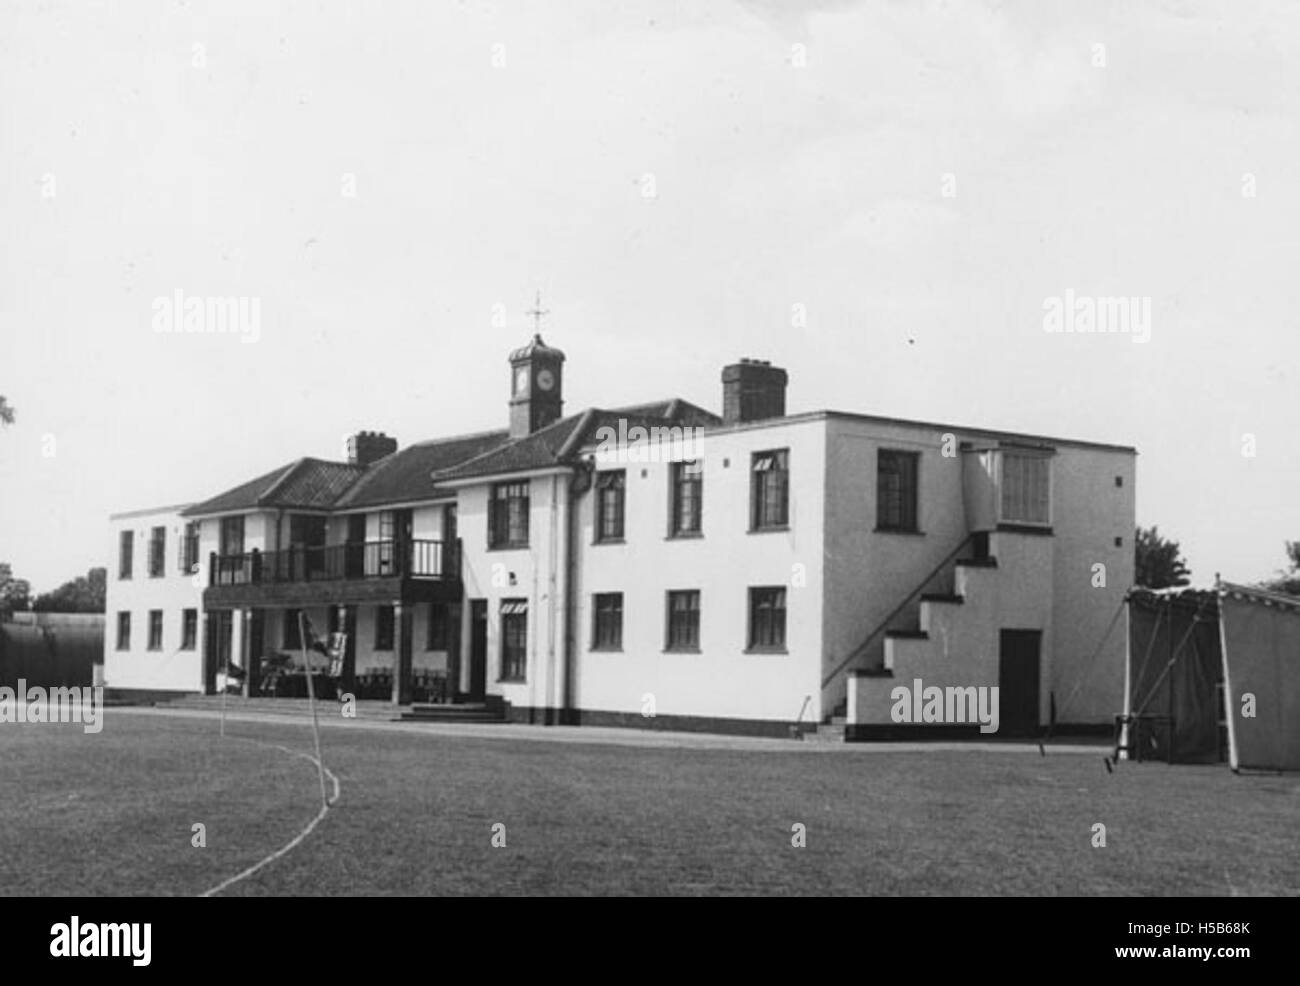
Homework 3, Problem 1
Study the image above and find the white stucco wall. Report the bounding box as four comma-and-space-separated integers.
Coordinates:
103, 505, 204, 692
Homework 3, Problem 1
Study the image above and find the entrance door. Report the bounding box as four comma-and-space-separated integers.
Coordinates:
468, 599, 488, 702
999, 629, 1041, 736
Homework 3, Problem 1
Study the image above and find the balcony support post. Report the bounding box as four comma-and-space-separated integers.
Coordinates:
391, 599, 413, 706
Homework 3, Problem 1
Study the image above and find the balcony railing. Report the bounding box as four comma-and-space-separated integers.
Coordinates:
210, 539, 459, 587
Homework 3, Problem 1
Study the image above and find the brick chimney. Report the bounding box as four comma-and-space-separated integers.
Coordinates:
347, 431, 397, 467
721, 359, 787, 425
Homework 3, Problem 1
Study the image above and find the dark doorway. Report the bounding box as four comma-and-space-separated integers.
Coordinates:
468, 599, 488, 702
204, 611, 233, 695
999, 629, 1042, 736
345, 514, 366, 578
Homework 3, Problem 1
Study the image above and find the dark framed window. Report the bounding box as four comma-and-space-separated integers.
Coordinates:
748, 586, 787, 651
665, 590, 701, 651
595, 471, 625, 542
283, 608, 302, 650
179, 521, 200, 573
751, 449, 789, 530
427, 603, 449, 650
500, 599, 528, 681
118, 530, 134, 580
670, 460, 703, 536
592, 593, 623, 651
219, 515, 245, 555
877, 449, 920, 532
148, 526, 166, 577
181, 609, 198, 650
489, 481, 530, 548
375, 605, 395, 651
116, 611, 131, 650
147, 610, 163, 650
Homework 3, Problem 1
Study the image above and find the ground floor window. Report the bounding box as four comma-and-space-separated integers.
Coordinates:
375, 605, 395, 651
500, 599, 527, 681
116, 611, 130, 650
592, 592, 623, 650
748, 586, 787, 651
666, 590, 701, 651
181, 609, 198, 650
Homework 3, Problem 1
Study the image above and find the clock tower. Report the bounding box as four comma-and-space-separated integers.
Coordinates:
508, 333, 565, 437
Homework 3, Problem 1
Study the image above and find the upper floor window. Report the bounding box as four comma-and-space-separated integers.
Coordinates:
877, 449, 920, 532
751, 450, 789, 530
180, 521, 200, 574
148, 526, 166, 578
1001, 451, 1051, 525
670, 460, 703, 536
665, 590, 701, 652
500, 599, 528, 681
118, 531, 134, 580
219, 515, 245, 556
489, 481, 530, 548
592, 592, 623, 651
595, 471, 625, 542
748, 586, 787, 651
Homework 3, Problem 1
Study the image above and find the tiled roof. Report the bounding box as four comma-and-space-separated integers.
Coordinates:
182, 459, 365, 517
181, 399, 720, 515
333, 430, 510, 509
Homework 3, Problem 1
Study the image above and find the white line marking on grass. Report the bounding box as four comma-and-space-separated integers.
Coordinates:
199, 741, 340, 898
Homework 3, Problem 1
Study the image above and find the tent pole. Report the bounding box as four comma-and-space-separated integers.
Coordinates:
1215, 575, 1239, 772
1120, 594, 1132, 761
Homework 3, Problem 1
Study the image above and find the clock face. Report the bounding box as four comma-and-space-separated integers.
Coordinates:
514, 367, 529, 396
537, 368, 555, 392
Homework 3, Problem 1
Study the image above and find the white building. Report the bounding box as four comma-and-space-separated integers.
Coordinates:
104, 336, 1135, 738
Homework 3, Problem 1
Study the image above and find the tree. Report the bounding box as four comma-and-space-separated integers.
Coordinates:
1259, 541, 1300, 597
0, 395, 13, 426
31, 567, 107, 613
1135, 525, 1191, 589
0, 562, 32, 620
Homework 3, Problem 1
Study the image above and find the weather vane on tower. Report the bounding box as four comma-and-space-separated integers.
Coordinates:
526, 290, 550, 334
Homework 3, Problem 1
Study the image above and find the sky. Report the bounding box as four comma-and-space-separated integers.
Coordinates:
1, 0, 1297, 593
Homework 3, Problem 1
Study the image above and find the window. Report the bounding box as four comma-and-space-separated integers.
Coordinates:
181, 609, 198, 650
751, 450, 789, 530
378, 511, 395, 573
427, 603, 449, 650
877, 449, 920, 532
219, 515, 245, 555
148, 526, 166, 577
116, 612, 131, 650
670, 460, 703, 536
179, 522, 200, 574
1001, 451, 1051, 525
489, 482, 530, 548
665, 590, 701, 651
748, 587, 787, 651
147, 610, 163, 650
375, 605, 395, 651
595, 471, 625, 542
592, 593, 623, 650
500, 599, 528, 680
118, 531, 134, 580
284, 608, 302, 650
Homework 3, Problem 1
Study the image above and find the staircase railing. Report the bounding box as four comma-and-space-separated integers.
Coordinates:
820, 534, 974, 689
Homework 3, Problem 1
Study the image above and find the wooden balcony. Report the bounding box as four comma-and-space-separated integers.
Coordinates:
203, 539, 461, 608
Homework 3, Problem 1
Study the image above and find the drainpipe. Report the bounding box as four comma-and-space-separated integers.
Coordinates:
562, 458, 592, 724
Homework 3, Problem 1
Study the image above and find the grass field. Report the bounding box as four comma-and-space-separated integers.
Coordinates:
1, 710, 1297, 895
